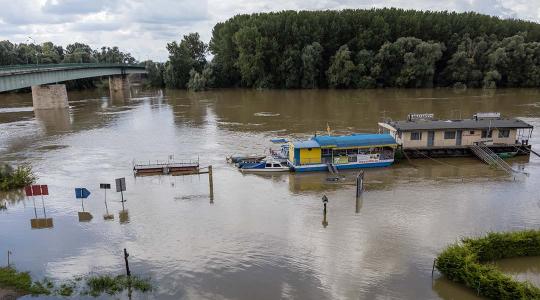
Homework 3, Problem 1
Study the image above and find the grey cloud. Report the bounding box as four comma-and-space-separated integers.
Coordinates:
70, 21, 123, 32
127, 0, 209, 25
42, 0, 113, 15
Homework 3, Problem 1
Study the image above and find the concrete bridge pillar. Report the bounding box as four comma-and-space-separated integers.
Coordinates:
109, 75, 130, 101
31, 84, 69, 110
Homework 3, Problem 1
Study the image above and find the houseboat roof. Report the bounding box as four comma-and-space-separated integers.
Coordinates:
381, 118, 533, 131
292, 140, 320, 149
292, 134, 396, 149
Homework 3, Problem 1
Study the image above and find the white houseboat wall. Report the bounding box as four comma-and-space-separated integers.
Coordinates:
378, 113, 533, 158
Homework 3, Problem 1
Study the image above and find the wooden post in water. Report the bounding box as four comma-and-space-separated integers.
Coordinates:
7, 250, 11, 267
322, 195, 328, 228
356, 171, 364, 197
124, 248, 131, 277
431, 258, 436, 278
208, 165, 214, 201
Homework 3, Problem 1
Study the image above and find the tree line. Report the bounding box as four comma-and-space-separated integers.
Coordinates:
149, 8, 540, 90
0, 41, 136, 65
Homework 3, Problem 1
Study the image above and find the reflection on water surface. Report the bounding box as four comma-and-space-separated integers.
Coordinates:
0, 88, 540, 299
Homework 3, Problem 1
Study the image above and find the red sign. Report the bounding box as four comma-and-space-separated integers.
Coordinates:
25, 186, 33, 197
40, 185, 48, 196
31, 185, 42, 196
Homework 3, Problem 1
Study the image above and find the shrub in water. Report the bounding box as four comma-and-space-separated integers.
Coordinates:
436, 230, 540, 299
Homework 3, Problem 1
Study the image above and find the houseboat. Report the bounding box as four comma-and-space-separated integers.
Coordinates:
378, 113, 533, 158
287, 134, 397, 172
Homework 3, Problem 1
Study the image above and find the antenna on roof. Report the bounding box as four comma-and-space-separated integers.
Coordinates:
326, 122, 331, 136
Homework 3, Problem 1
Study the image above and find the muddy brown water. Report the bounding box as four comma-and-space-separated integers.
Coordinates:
1, 88, 540, 299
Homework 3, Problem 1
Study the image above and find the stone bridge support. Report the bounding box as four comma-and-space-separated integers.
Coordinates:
31, 84, 68, 110
109, 75, 130, 100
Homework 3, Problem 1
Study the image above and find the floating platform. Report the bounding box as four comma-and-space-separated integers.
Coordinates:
400, 144, 531, 159
133, 161, 200, 176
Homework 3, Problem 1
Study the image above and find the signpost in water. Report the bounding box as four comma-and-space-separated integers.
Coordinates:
100, 183, 113, 220
75, 187, 92, 222
26, 185, 53, 229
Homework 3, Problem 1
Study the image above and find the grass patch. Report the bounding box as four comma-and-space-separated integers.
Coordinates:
436, 230, 540, 299
85, 275, 152, 297
0, 164, 36, 192
0, 267, 51, 295
0, 267, 152, 298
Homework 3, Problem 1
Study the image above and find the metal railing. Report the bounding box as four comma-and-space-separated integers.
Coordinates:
469, 143, 524, 175
0, 63, 143, 70
0, 63, 145, 76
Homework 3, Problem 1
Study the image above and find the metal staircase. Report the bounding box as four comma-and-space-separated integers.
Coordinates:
469, 143, 525, 175
327, 163, 338, 175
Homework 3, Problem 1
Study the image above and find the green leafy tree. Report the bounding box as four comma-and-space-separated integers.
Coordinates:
327, 45, 356, 88
145, 60, 165, 87
164, 33, 208, 89
301, 42, 323, 88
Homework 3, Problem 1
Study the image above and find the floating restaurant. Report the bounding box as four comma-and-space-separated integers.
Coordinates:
287, 134, 397, 172
378, 113, 534, 158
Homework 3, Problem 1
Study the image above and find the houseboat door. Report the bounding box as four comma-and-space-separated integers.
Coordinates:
427, 131, 435, 147
456, 130, 462, 146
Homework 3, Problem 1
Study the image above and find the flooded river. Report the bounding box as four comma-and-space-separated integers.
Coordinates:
1, 88, 540, 299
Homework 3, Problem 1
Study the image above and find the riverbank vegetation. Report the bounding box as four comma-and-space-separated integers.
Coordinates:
0, 267, 50, 296
154, 8, 540, 90
0, 266, 152, 297
436, 230, 540, 299
0, 164, 36, 192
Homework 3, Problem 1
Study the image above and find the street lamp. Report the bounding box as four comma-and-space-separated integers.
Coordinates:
27, 36, 39, 65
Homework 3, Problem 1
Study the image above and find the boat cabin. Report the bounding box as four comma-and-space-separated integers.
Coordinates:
378, 113, 533, 157
288, 134, 397, 172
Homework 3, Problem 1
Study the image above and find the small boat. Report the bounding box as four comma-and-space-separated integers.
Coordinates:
226, 154, 266, 164
271, 138, 288, 143
239, 158, 290, 172
497, 151, 518, 159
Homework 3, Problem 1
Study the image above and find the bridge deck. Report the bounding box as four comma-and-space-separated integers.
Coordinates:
0, 63, 146, 92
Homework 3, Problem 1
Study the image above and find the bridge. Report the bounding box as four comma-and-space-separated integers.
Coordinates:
0, 63, 147, 109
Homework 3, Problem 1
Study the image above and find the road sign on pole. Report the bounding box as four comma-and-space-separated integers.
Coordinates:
75, 188, 91, 199
115, 178, 126, 192
100, 183, 111, 189
31, 185, 42, 196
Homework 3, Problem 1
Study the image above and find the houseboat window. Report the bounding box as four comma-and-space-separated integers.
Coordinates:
498, 129, 510, 138
322, 149, 331, 156
265, 163, 272, 168
444, 131, 456, 139
469, 130, 475, 134
410, 132, 422, 140
481, 130, 493, 138
273, 164, 281, 167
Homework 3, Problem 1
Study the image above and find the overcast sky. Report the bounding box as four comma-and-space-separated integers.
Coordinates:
0, 0, 539, 62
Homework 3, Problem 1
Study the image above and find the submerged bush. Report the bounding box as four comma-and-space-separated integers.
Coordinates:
0, 267, 51, 295
0, 164, 36, 191
85, 275, 152, 296
436, 230, 540, 299
0, 267, 152, 298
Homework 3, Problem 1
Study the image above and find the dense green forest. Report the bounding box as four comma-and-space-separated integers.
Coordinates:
0, 41, 136, 89
151, 8, 540, 90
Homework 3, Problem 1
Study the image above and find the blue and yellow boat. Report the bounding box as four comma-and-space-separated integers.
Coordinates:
287, 134, 397, 172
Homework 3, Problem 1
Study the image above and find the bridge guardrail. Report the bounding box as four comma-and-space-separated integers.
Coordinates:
0, 63, 145, 76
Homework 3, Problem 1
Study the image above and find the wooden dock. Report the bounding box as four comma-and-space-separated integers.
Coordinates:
133, 160, 200, 176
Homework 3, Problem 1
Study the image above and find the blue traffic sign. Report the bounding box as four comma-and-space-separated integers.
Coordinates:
75, 188, 91, 199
